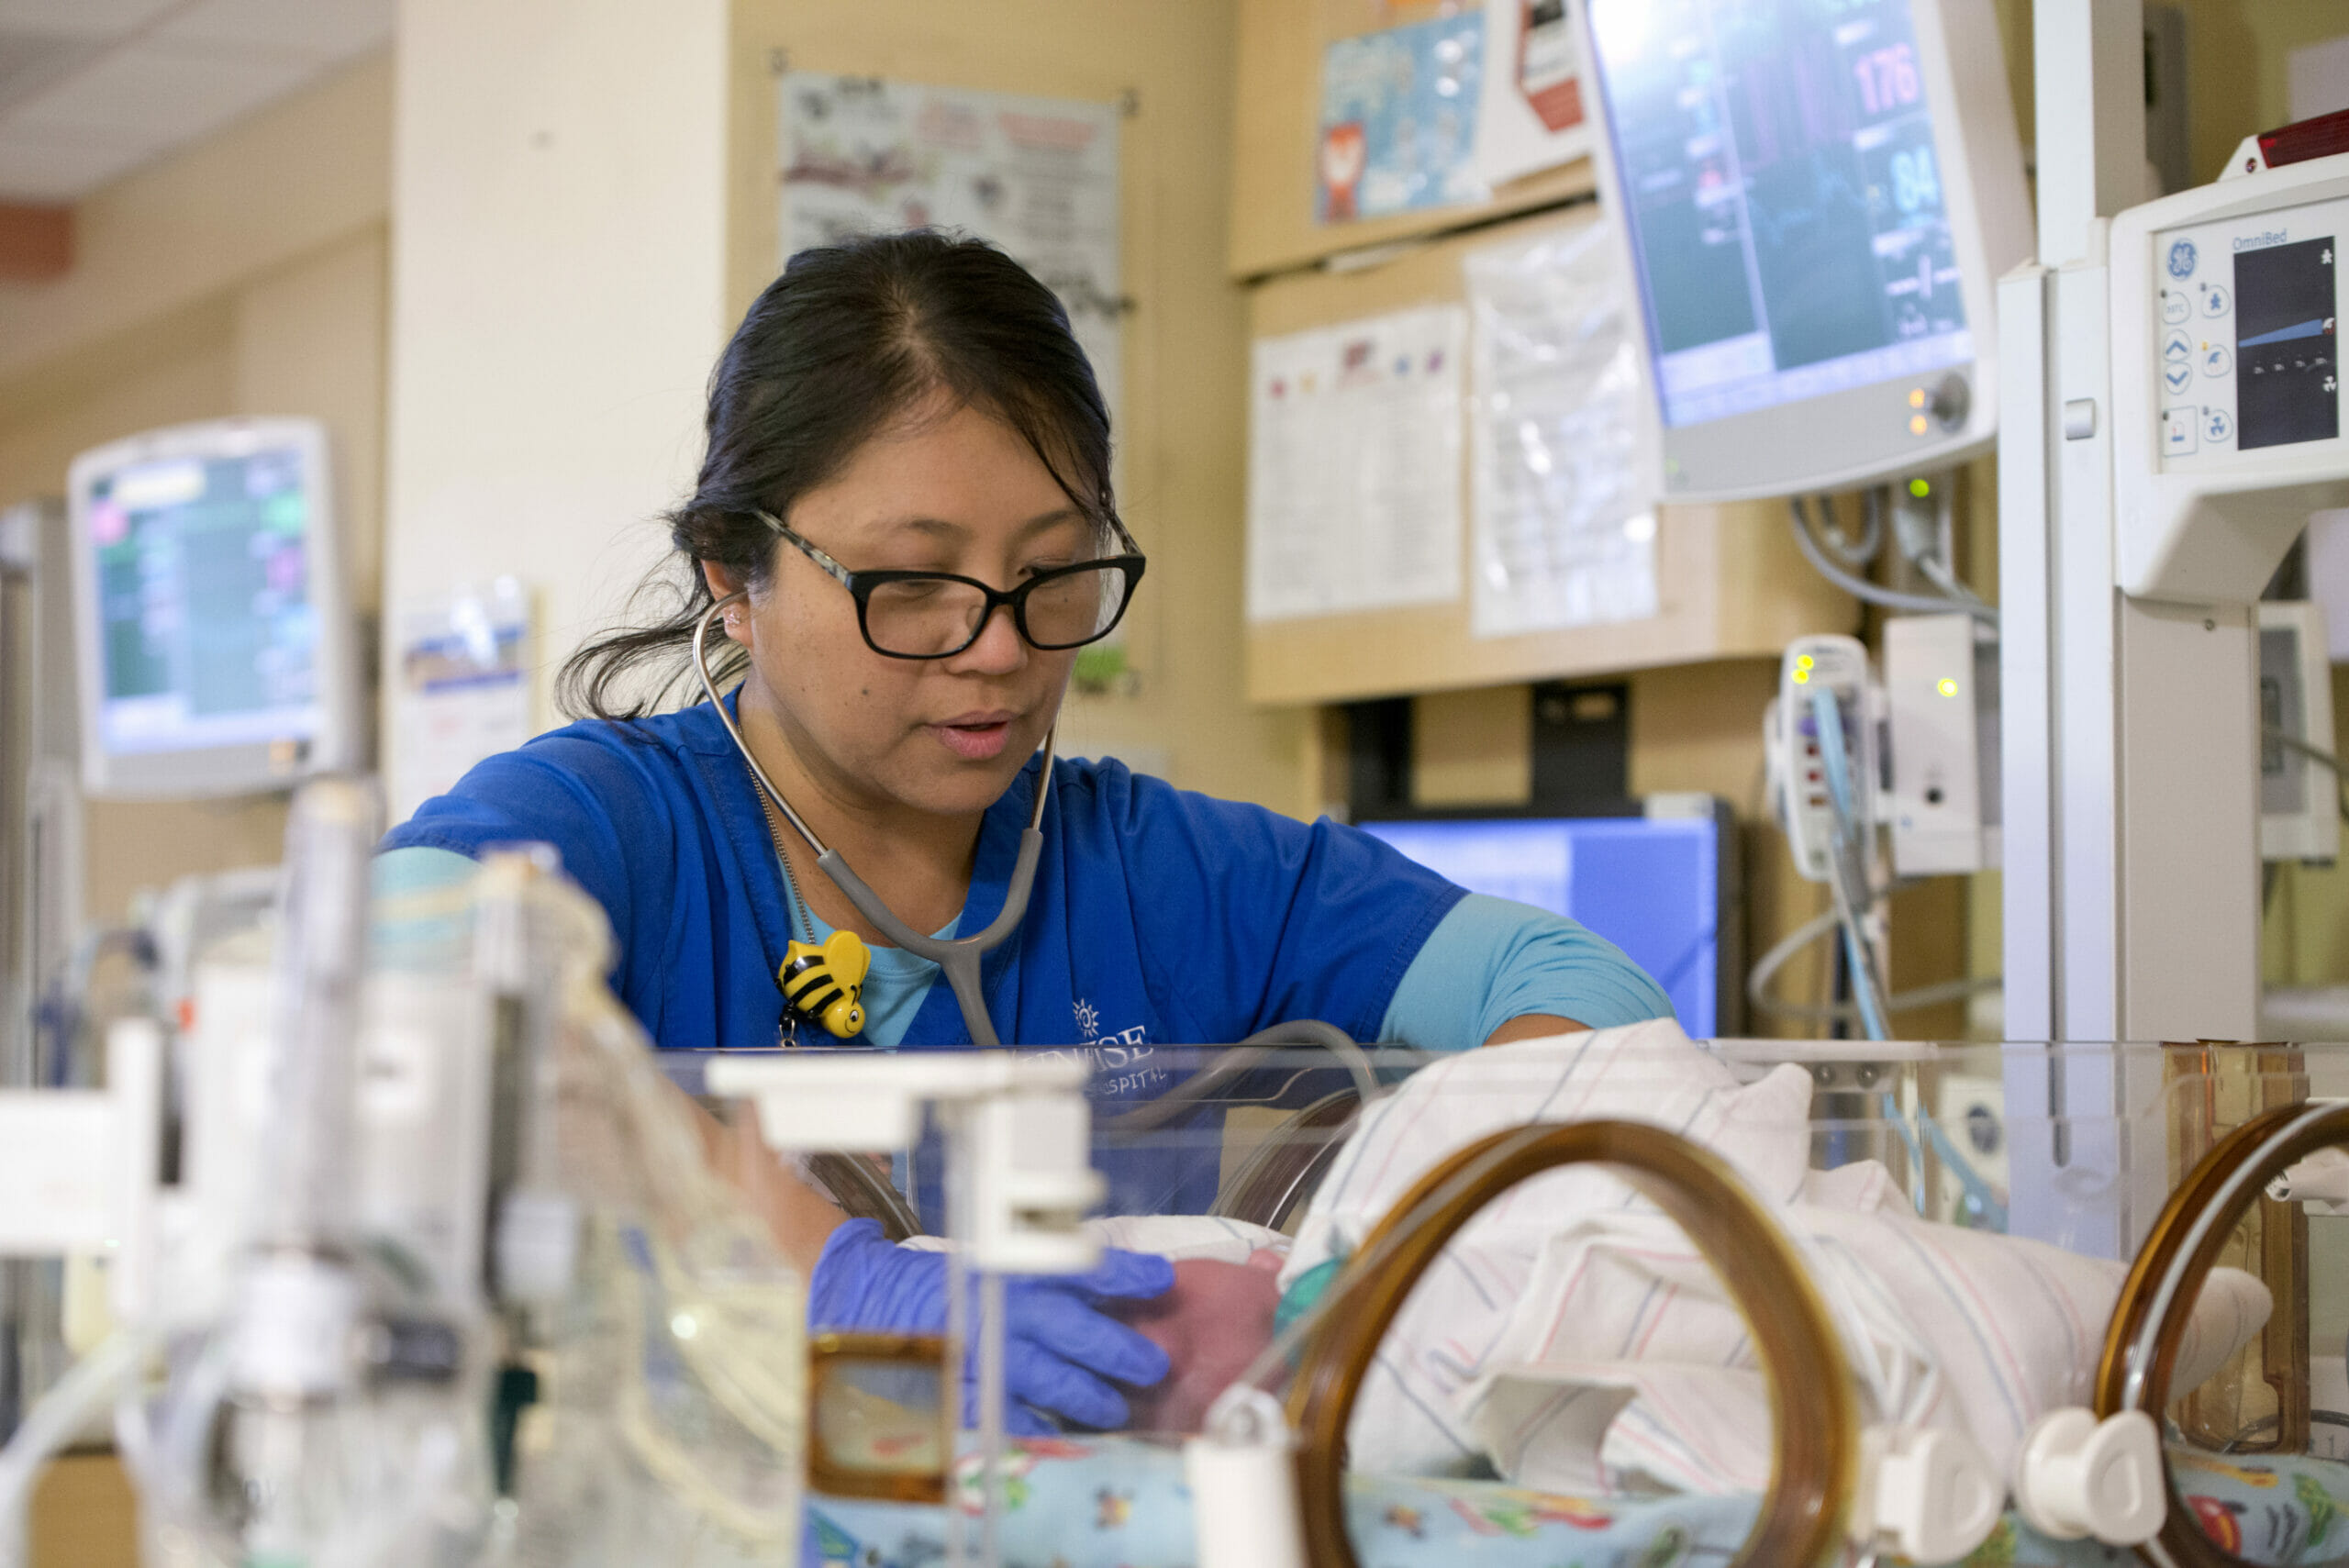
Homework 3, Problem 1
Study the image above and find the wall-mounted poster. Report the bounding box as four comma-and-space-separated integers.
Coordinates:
1317, 13, 1487, 224
779, 72, 1123, 427
1475, 0, 1593, 188
1246, 305, 1468, 622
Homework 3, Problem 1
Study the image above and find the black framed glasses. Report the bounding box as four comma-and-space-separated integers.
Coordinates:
754, 510, 1146, 661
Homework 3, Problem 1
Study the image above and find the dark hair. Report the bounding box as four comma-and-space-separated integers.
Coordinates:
558, 229, 1119, 719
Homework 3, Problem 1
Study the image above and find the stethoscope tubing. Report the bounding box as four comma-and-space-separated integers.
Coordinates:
690, 589, 1052, 1049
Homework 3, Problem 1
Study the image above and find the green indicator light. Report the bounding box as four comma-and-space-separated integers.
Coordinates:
1908, 477, 1932, 498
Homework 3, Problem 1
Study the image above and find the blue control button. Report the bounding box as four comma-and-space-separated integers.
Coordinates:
2163, 407, 2198, 455
2165, 362, 2194, 394
2205, 407, 2232, 443
2164, 329, 2193, 361
2202, 344, 2232, 377
2167, 239, 2198, 278
2201, 283, 2231, 317
2162, 294, 2191, 325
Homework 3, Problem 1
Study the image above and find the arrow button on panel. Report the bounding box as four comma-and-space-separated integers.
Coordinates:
2165, 362, 2194, 394
2164, 329, 2193, 361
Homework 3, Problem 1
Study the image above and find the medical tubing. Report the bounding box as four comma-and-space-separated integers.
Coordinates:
691, 592, 1052, 1051
1284, 1120, 1858, 1568
1809, 688, 1892, 1041
1103, 1020, 1379, 1133
1819, 486, 1886, 566
1789, 496, 1998, 621
1745, 909, 1996, 1022
2089, 1096, 2349, 1568
0, 1330, 140, 1567
2264, 726, 2349, 822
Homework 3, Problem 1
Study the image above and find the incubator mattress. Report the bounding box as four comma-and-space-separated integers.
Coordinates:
807, 1435, 2349, 1568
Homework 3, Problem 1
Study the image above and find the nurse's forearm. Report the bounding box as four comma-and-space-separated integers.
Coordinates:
682, 1082, 852, 1280
1483, 1013, 1587, 1046
1382, 894, 1675, 1051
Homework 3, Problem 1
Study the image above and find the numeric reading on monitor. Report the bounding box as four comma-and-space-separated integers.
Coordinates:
1587, 0, 1969, 429
88, 449, 321, 758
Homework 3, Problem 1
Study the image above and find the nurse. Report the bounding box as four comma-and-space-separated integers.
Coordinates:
377, 229, 1670, 1429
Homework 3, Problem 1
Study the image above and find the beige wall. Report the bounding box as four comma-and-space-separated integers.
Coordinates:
383, 0, 734, 790
0, 58, 391, 923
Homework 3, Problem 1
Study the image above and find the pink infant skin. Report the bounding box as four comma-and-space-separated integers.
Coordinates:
1108, 1251, 1286, 1434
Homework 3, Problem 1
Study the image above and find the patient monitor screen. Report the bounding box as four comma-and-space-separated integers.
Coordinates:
83, 446, 324, 759
1587, 0, 1971, 428
2233, 235, 2339, 451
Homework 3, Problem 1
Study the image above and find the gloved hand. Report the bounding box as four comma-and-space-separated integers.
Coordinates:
808, 1218, 1174, 1434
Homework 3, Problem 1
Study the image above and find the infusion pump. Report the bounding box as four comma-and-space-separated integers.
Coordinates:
1767, 620, 2001, 884
2113, 150, 2349, 600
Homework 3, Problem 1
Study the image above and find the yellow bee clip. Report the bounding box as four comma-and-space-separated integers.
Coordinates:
781, 929, 871, 1039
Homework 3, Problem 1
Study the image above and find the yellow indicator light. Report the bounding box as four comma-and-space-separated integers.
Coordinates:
1908, 477, 1931, 498
1792, 668, 1811, 684
1938, 677, 1959, 697
1909, 414, 1930, 435
1909, 387, 1927, 408
1795, 653, 1814, 671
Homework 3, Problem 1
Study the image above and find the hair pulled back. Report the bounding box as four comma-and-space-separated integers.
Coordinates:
558, 229, 1119, 720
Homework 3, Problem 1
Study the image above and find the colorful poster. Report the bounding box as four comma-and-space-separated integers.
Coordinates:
1317, 13, 1488, 224
779, 73, 1123, 427
1246, 306, 1467, 622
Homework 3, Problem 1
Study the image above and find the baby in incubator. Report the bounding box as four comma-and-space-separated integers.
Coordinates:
1095, 1021, 2272, 1504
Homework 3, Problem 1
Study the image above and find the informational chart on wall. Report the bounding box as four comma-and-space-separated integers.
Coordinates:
1464, 218, 1659, 639
778, 72, 1123, 429
1246, 304, 1467, 622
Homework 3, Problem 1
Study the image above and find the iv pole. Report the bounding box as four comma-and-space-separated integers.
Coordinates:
1998, 0, 2266, 1256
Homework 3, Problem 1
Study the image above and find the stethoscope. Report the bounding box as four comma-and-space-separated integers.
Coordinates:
690, 590, 1050, 1050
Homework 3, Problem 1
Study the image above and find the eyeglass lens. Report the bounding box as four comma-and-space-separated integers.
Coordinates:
863, 562, 1130, 657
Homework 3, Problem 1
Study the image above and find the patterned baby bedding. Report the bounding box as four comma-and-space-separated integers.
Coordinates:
805, 1434, 2349, 1568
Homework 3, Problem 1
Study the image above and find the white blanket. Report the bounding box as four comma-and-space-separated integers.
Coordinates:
1280, 1021, 2271, 1493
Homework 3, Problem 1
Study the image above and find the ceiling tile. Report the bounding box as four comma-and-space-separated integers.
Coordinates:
0, 126, 154, 200
0, 1, 178, 40
149, 0, 391, 59
7, 39, 317, 141
0, 28, 102, 114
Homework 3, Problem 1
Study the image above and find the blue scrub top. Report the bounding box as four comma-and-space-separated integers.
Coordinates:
382, 698, 1469, 1213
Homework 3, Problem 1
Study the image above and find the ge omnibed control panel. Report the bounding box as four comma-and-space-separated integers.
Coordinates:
2151, 198, 2341, 467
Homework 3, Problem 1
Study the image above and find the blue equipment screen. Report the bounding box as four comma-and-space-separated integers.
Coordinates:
1586, 0, 1972, 428
83, 447, 321, 758
1358, 814, 1726, 1034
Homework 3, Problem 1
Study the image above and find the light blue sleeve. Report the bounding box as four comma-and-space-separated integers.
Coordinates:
373, 844, 479, 895
1378, 893, 1674, 1051
369, 845, 481, 969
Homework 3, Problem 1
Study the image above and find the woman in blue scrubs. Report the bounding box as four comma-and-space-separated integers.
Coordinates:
376, 230, 1670, 1430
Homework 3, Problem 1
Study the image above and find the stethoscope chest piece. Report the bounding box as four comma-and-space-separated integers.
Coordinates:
782, 929, 872, 1040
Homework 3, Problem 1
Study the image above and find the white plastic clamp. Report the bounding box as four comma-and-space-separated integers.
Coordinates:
1186, 1388, 1307, 1568
1848, 1425, 2004, 1564
2011, 1407, 2165, 1546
